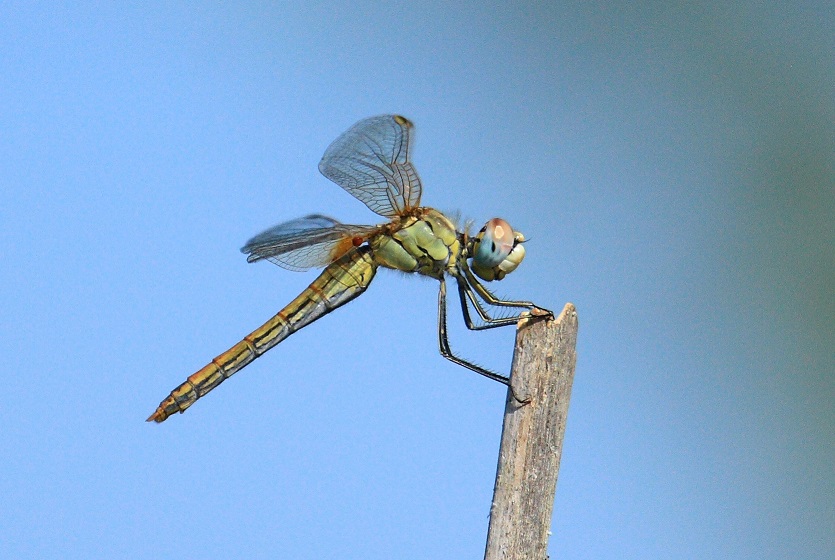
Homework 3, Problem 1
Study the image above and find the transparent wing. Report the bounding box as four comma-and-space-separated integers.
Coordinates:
318, 114, 422, 217
240, 214, 378, 271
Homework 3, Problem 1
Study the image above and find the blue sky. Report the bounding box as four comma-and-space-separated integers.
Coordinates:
1, 2, 832, 559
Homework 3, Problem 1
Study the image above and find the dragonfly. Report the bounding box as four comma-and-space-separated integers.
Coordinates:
148, 114, 551, 423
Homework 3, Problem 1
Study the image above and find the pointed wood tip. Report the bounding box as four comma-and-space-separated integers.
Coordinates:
517, 303, 577, 330
555, 302, 577, 324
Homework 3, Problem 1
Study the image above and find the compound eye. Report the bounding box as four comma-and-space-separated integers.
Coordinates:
473, 218, 515, 268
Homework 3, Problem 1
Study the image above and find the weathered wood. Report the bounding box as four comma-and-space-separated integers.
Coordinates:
484, 303, 578, 560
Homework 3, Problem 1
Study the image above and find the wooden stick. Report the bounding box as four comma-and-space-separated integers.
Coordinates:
484, 303, 579, 560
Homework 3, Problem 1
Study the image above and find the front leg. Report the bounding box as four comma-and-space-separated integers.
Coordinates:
456, 276, 528, 331
462, 263, 552, 316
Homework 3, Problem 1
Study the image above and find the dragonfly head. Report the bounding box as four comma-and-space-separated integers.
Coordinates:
470, 218, 526, 281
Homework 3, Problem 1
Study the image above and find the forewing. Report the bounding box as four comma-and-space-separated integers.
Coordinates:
318, 114, 422, 217
240, 214, 377, 271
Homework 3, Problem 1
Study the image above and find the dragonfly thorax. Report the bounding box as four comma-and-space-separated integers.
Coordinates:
371, 208, 461, 279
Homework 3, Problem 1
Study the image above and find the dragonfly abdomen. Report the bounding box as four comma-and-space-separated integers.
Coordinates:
146, 339, 261, 423
147, 247, 377, 422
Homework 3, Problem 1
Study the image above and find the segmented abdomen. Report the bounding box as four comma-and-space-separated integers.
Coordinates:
147, 246, 377, 422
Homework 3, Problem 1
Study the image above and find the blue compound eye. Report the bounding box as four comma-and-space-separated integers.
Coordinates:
473, 218, 515, 267
471, 218, 527, 282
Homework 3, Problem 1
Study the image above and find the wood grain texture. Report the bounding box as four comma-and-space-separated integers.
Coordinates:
484, 303, 579, 560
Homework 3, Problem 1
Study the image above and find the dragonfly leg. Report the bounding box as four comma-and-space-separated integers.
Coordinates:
456, 275, 527, 331
461, 262, 553, 316
439, 279, 531, 404
437, 278, 511, 385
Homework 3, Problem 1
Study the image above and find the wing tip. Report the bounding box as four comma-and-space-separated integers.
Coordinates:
392, 114, 412, 127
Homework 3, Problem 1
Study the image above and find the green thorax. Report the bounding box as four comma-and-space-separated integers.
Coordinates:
370, 208, 461, 279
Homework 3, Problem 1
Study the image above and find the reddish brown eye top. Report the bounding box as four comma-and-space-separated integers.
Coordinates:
473, 218, 515, 267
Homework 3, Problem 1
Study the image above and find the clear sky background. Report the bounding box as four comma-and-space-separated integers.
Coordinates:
1, 2, 832, 559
